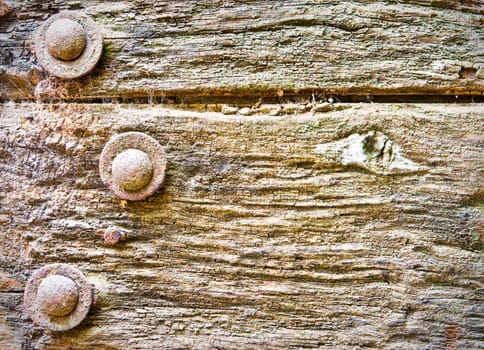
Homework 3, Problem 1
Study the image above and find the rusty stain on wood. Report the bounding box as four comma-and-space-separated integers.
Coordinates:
0, 1, 12, 17
444, 322, 460, 350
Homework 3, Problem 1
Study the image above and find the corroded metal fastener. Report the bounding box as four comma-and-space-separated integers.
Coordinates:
99, 132, 167, 201
103, 226, 126, 245
45, 18, 87, 61
35, 11, 103, 79
24, 264, 94, 331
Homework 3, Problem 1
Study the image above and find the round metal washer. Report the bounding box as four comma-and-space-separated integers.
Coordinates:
24, 264, 94, 331
99, 132, 167, 201
35, 11, 103, 79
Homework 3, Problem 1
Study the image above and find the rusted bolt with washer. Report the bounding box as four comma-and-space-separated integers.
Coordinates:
99, 132, 167, 201
35, 11, 103, 79
24, 263, 94, 331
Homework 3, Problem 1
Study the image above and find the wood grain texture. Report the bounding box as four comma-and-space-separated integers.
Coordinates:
0, 103, 482, 349
1, 0, 483, 101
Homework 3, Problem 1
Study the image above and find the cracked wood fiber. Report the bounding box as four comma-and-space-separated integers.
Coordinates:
0, 103, 483, 349
0, 0, 483, 101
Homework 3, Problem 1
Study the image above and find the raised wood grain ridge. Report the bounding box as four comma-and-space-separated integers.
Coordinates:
0, 0, 483, 102
0, 103, 482, 349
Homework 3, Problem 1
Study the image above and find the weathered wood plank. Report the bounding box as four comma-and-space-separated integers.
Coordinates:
1, 0, 483, 101
0, 103, 482, 349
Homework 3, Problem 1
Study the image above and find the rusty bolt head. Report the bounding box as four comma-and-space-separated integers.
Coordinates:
35, 11, 103, 79
99, 132, 167, 201
24, 264, 94, 331
36, 275, 78, 317
112, 149, 154, 192
45, 18, 87, 61
103, 227, 125, 245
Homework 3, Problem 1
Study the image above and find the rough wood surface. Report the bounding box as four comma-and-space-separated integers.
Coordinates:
0, 103, 482, 349
0, 0, 483, 102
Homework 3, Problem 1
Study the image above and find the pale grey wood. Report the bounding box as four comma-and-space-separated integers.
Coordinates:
0, 103, 482, 349
0, 0, 483, 101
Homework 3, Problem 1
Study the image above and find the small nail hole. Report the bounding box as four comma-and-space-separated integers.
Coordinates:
459, 67, 477, 79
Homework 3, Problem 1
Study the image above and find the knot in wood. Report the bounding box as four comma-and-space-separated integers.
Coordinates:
112, 149, 154, 192
36, 275, 79, 317
45, 18, 87, 61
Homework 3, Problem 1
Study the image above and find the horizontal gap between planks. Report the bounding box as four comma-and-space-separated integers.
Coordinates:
1, 94, 483, 106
